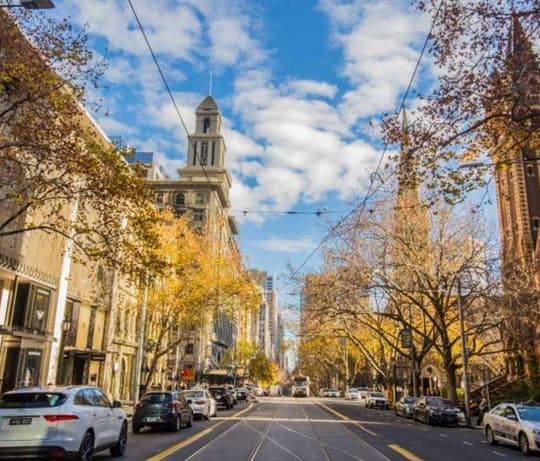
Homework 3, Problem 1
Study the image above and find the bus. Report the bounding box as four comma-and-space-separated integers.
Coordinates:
291, 375, 310, 397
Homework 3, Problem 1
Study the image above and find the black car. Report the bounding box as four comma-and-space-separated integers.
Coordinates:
133, 391, 193, 434
235, 387, 251, 402
413, 396, 459, 425
209, 386, 234, 409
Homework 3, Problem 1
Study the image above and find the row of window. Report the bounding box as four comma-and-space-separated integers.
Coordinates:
155, 191, 207, 207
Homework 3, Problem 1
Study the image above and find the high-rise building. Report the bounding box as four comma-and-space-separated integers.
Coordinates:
249, 270, 280, 363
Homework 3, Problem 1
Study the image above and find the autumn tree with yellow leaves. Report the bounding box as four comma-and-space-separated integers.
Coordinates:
142, 210, 259, 392
302, 201, 505, 403
0, 10, 157, 272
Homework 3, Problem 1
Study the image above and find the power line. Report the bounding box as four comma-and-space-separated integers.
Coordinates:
127, 0, 216, 191
283, 1, 443, 285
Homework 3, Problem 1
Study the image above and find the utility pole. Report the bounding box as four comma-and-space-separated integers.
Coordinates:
409, 304, 417, 397
132, 273, 148, 403
457, 278, 471, 426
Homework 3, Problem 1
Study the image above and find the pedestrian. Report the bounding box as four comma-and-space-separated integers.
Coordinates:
477, 398, 488, 426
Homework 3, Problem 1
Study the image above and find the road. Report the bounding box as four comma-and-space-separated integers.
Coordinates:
94, 397, 532, 461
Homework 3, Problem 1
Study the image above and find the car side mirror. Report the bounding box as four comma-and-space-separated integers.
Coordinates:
507, 414, 517, 421
186, 399, 192, 405
112, 400, 122, 408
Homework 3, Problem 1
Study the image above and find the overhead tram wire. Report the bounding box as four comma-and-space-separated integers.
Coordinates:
127, 0, 216, 190
284, 1, 444, 284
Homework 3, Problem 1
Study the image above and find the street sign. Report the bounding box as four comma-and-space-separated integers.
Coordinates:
400, 328, 412, 349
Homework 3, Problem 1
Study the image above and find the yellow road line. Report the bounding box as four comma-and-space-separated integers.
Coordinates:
144, 427, 213, 461
144, 403, 254, 461
388, 444, 426, 461
317, 402, 378, 436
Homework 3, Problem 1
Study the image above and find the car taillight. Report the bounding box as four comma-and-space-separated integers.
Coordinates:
167, 402, 176, 409
136, 401, 144, 408
195, 400, 206, 405
44, 415, 79, 422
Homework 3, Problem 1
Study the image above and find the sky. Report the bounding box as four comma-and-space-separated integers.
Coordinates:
46, 0, 494, 316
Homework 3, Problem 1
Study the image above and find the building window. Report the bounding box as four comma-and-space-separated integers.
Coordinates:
185, 343, 194, 354
527, 164, 535, 177
533, 217, 540, 230
195, 192, 206, 205
11, 284, 51, 335
200, 142, 208, 165
175, 193, 185, 206
203, 118, 211, 133
211, 142, 216, 165
155, 192, 164, 205
193, 209, 205, 222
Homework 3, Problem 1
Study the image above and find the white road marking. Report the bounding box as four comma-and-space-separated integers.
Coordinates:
438, 433, 447, 438
462, 441, 473, 446
492, 451, 507, 457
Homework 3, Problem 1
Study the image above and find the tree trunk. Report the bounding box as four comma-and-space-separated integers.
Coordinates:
443, 363, 459, 404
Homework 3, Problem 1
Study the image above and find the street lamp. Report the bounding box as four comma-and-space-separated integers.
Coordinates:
56, 316, 71, 384
1, 0, 55, 8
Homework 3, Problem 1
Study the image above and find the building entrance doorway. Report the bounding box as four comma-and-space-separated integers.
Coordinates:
1, 348, 20, 394
73, 356, 86, 384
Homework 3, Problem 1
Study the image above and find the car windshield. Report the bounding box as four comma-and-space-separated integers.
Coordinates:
210, 388, 226, 395
404, 397, 416, 404
182, 391, 204, 399
141, 393, 172, 404
428, 398, 453, 408
371, 393, 385, 398
0, 392, 67, 408
518, 407, 540, 422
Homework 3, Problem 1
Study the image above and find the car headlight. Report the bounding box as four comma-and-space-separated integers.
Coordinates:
532, 429, 540, 435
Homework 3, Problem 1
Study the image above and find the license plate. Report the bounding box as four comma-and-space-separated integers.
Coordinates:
144, 416, 161, 422
10, 418, 32, 426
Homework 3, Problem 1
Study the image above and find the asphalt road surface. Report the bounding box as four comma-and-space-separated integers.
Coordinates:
93, 397, 534, 461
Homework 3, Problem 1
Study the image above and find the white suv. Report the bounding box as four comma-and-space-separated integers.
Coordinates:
0, 386, 128, 461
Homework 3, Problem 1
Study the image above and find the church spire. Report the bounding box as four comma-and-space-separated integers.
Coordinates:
398, 107, 416, 194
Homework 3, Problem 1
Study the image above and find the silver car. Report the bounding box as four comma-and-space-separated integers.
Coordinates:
484, 403, 540, 455
395, 396, 416, 418
0, 386, 128, 461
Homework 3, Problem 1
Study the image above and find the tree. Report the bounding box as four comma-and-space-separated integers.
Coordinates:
380, 1, 539, 203
142, 210, 259, 392
248, 352, 277, 386
0, 10, 156, 272
308, 201, 505, 403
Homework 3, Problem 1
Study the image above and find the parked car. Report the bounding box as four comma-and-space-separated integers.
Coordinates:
208, 386, 234, 409
395, 396, 416, 418
133, 391, 193, 434
345, 388, 360, 400
413, 396, 459, 425
366, 392, 390, 409
324, 389, 340, 398
225, 385, 237, 404
484, 403, 540, 455
181, 389, 217, 420
358, 389, 372, 405
0, 386, 128, 460
235, 387, 251, 403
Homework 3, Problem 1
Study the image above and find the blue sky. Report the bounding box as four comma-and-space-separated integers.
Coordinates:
48, 0, 496, 312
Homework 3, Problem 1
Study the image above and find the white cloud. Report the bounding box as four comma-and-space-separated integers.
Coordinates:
254, 236, 318, 253
319, 0, 430, 124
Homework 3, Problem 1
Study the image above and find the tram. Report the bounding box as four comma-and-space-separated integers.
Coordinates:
291, 375, 310, 397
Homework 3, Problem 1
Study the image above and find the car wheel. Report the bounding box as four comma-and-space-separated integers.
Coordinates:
519, 432, 530, 456
77, 431, 94, 461
186, 412, 193, 428
132, 424, 141, 434
110, 422, 128, 457
172, 414, 181, 432
485, 426, 497, 445
395, 409, 399, 416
